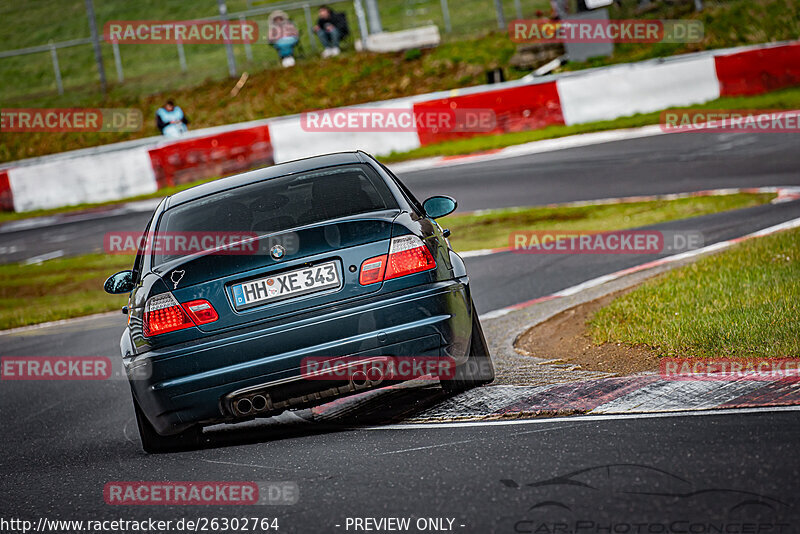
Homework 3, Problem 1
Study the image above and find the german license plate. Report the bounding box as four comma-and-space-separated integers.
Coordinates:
232, 261, 339, 309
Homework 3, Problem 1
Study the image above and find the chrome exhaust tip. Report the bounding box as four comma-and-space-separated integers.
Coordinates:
235, 398, 252, 415
351, 370, 368, 388
251, 395, 268, 412
367, 365, 384, 384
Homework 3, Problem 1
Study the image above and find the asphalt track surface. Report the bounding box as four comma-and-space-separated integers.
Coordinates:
2, 130, 799, 264
2, 131, 800, 531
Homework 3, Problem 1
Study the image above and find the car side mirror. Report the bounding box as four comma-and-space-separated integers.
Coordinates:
104, 270, 135, 294
422, 196, 457, 219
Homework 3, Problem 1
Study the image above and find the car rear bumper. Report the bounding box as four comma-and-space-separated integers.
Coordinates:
126, 278, 472, 435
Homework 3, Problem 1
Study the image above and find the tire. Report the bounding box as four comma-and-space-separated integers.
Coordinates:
132, 395, 202, 454
441, 301, 495, 394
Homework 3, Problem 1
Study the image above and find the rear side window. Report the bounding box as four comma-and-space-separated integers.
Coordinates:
154, 164, 398, 265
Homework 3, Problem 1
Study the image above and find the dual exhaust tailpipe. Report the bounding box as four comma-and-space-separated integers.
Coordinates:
352, 364, 385, 388
231, 363, 387, 417
235, 394, 268, 416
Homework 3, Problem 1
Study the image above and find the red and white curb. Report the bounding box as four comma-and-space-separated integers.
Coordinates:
478, 213, 800, 320
398, 374, 800, 423
307, 373, 800, 424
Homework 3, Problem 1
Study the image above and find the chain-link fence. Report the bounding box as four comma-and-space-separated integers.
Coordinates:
0, 0, 562, 103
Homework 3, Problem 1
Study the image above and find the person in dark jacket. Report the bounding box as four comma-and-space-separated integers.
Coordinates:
314, 5, 348, 58
156, 100, 189, 138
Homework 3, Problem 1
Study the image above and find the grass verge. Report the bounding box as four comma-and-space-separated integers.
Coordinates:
0, 254, 133, 331
441, 193, 775, 252
589, 227, 800, 358
0, 192, 775, 330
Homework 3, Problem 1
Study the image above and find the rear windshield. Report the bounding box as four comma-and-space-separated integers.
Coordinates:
154, 164, 398, 265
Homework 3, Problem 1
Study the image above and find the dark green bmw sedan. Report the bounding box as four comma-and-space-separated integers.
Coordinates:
105, 151, 493, 453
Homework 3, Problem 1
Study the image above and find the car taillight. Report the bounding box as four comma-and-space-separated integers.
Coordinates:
359, 235, 436, 285
143, 293, 193, 337
359, 256, 387, 285
143, 293, 218, 336
182, 299, 219, 325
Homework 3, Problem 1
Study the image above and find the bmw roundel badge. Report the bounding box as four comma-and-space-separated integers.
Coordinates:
270, 244, 286, 260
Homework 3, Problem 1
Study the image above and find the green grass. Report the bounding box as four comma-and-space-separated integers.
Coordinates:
0, 254, 134, 330
0, 0, 543, 106
0, 192, 775, 330
441, 193, 775, 252
589, 227, 800, 358
384, 86, 800, 162
563, 0, 800, 71
1, 0, 798, 164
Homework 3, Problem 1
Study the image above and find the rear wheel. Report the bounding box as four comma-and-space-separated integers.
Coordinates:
132, 395, 202, 454
441, 301, 495, 394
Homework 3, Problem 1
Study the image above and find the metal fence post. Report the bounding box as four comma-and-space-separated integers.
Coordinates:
493, 0, 505, 29
176, 41, 188, 73
514, 0, 522, 19
240, 15, 253, 62
217, 0, 237, 77
303, 4, 317, 51
440, 0, 452, 34
84, 0, 107, 93
353, 0, 370, 44
111, 40, 124, 82
364, 0, 382, 33
48, 42, 64, 96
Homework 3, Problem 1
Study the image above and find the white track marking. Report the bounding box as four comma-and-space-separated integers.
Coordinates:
364, 405, 800, 430
22, 249, 64, 265
376, 423, 576, 455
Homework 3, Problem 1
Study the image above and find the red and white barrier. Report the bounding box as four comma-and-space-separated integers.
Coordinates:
7, 147, 157, 213
148, 124, 273, 188
268, 98, 423, 163
557, 55, 720, 125
1, 41, 798, 213
714, 42, 800, 96
413, 81, 564, 146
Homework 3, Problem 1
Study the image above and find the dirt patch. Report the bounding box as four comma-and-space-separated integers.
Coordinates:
514, 289, 661, 376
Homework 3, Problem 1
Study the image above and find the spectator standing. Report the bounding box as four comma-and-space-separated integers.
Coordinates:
156, 100, 189, 138
314, 5, 349, 58
268, 10, 300, 67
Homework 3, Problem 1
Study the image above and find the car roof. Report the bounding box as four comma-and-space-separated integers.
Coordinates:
165, 151, 368, 209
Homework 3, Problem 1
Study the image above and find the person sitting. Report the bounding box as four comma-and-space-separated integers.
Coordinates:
156, 100, 189, 138
314, 5, 349, 58
268, 10, 300, 67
